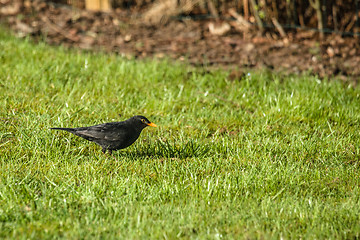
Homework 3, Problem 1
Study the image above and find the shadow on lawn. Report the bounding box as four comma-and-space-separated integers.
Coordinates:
122, 139, 211, 159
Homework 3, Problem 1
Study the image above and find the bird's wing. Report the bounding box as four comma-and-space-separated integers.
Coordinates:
74, 123, 128, 141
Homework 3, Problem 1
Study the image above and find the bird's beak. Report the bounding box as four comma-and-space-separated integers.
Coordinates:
147, 122, 157, 127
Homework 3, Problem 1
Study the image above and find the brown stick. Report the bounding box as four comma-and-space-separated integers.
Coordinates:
271, 0, 278, 20
332, 4, 338, 31
309, 0, 324, 39
249, 0, 264, 32
271, 18, 287, 38
42, 16, 79, 42
228, 8, 251, 28
207, 0, 219, 18
345, 16, 356, 32
243, 0, 249, 20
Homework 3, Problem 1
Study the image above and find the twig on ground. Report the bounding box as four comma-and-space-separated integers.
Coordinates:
42, 16, 80, 42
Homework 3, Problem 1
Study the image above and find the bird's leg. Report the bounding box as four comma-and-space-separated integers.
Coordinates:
102, 148, 114, 159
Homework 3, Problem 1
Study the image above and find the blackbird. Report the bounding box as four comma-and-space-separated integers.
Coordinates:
50, 115, 157, 154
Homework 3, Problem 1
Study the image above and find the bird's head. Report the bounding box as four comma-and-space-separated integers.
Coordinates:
132, 115, 157, 128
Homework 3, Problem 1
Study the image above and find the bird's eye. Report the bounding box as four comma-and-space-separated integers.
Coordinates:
141, 119, 146, 123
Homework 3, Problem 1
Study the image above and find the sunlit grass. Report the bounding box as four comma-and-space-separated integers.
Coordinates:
1, 29, 360, 239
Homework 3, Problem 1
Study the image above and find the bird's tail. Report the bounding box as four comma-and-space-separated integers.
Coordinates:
50, 127, 75, 132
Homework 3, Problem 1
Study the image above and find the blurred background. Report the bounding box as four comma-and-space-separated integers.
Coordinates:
1, 0, 359, 81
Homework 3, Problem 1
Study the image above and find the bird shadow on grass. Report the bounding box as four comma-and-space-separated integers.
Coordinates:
119, 139, 211, 160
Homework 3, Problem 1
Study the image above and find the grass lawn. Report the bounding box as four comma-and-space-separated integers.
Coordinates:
1, 29, 360, 239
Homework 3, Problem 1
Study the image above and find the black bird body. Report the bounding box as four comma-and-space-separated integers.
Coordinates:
51, 115, 157, 154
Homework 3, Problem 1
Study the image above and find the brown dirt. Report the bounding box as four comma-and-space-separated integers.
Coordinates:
1, 0, 359, 83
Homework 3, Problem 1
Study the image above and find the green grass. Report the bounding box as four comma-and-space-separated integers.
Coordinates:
1, 29, 360, 239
